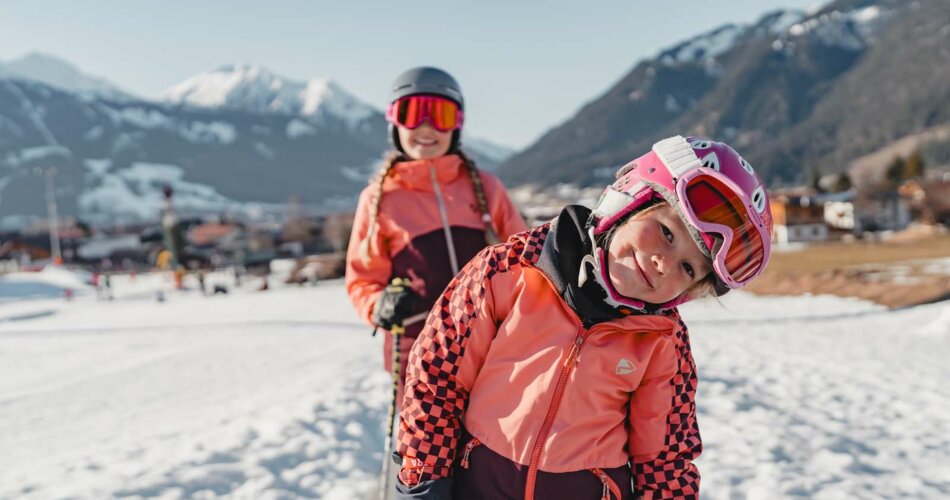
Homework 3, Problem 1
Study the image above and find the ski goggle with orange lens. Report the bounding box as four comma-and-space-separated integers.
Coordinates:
675, 169, 771, 288
386, 95, 464, 132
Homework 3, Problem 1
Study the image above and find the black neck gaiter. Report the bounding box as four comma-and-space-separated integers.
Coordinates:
536, 205, 633, 328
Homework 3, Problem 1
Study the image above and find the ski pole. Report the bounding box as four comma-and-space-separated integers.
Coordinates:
379, 319, 406, 500
378, 320, 428, 497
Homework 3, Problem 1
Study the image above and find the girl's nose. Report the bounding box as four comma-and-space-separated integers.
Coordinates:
651, 254, 667, 275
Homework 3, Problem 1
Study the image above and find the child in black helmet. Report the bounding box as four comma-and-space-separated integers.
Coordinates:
345, 67, 527, 404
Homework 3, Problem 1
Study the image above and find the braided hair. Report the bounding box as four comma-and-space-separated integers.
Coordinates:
457, 150, 501, 246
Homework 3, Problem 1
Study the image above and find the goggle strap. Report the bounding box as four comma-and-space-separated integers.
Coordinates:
652, 135, 702, 178
592, 183, 652, 234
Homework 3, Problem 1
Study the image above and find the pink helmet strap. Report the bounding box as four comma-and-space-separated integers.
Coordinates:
578, 227, 695, 312
578, 239, 647, 311
592, 182, 654, 235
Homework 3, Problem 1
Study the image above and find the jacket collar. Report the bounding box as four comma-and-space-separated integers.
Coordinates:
385, 154, 464, 192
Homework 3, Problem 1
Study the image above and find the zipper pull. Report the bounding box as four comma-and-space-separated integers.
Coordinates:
460, 438, 481, 469
564, 335, 584, 368
599, 469, 610, 500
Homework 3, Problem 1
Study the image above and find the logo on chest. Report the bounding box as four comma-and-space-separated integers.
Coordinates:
615, 358, 636, 375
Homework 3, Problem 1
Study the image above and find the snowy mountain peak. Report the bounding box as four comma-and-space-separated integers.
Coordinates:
2, 52, 134, 100
784, 4, 888, 51
161, 65, 378, 128
300, 78, 375, 125
658, 23, 746, 66
655, 1, 886, 67
161, 64, 292, 109
755, 9, 807, 35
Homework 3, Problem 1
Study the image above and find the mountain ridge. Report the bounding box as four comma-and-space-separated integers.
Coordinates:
2, 52, 135, 101
0, 67, 513, 227
498, 0, 948, 188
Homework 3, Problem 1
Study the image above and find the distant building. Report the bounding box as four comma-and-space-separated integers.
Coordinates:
899, 178, 950, 225
853, 192, 911, 232
0, 236, 51, 264
77, 234, 141, 261
769, 191, 830, 245
822, 191, 858, 231
188, 223, 241, 248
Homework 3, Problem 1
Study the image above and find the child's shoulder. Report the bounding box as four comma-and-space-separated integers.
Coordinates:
476, 223, 551, 276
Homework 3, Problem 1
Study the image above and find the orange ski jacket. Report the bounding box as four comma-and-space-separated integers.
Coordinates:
345, 154, 527, 373
396, 224, 702, 499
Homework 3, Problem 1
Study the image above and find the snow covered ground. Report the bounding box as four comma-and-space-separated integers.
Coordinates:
0, 269, 948, 499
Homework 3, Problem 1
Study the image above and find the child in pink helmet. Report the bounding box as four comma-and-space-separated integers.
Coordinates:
395, 136, 773, 499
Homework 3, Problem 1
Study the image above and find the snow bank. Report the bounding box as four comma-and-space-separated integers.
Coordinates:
1, 266, 91, 294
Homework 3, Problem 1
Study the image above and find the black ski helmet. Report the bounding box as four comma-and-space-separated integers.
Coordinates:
387, 66, 464, 155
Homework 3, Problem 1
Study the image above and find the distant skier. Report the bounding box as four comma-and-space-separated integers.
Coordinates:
346, 67, 527, 408
91, 271, 101, 299
393, 137, 775, 499
174, 268, 186, 290
103, 273, 113, 301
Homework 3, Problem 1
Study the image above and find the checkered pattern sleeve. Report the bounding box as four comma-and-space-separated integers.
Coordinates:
629, 318, 702, 499
394, 243, 504, 486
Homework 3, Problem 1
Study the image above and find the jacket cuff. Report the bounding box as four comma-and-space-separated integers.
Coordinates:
395, 476, 453, 499
397, 455, 452, 486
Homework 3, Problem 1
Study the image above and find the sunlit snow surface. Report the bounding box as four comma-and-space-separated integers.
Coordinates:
0, 270, 947, 499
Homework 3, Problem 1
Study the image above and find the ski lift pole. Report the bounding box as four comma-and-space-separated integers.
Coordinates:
378, 309, 428, 500
43, 167, 62, 264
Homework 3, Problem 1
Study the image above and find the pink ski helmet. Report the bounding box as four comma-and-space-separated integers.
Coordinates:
581, 135, 773, 309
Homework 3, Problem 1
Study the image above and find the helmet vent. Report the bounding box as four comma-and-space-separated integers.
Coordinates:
700, 152, 720, 172
615, 161, 638, 178
689, 139, 712, 149
751, 186, 767, 213
739, 157, 756, 176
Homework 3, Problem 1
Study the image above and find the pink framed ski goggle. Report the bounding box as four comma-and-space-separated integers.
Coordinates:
675, 168, 771, 288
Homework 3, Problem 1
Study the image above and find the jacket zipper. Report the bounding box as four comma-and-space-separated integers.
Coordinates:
430, 164, 460, 275
524, 323, 598, 500
523, 325, 672, 500
521, 254, 677, 498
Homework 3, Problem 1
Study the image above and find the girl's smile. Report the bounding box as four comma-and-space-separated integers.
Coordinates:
397, 122, 452, 160
606, 203, 711, 304
632, 252, 654, 289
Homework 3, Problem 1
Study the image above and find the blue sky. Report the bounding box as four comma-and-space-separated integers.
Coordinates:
0, 0, 820, 148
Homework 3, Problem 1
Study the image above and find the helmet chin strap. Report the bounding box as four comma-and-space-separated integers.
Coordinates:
576, 227, 600, 289
578, 227, 646, 311
577, 253, 595, 288
578, 226, 689, 312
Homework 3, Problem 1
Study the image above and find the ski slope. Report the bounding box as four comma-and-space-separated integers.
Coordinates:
0, 270, 948, 499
